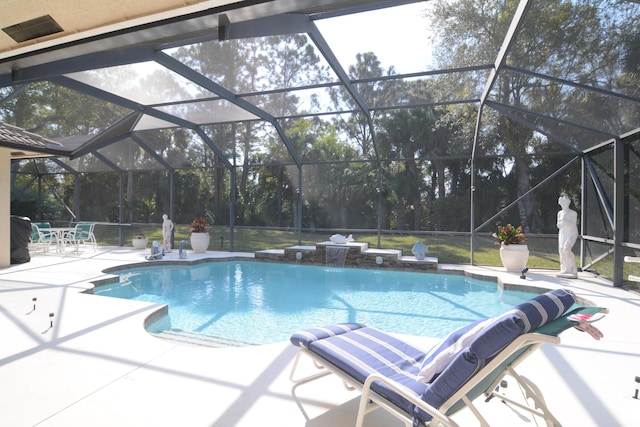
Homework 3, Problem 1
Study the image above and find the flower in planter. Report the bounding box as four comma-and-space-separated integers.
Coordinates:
493, 224, 525, 245
134, 233, 146, 239
189, 217, 209, 233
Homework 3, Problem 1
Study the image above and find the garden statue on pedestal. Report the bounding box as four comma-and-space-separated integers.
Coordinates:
557, 194, 578, 279
145, 241, 164, 260
162, 214, 174, 253
412, 241, 427, 260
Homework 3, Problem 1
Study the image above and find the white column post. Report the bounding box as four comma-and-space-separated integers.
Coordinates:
0, 149, 11, 267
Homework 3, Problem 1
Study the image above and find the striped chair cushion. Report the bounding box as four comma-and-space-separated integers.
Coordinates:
293, 325, 429, 416
417, 288, 576, 422
506, 287, 576, 332
417, 317, 494, 383
290, 323, 366, 347
290, 288, 577, 426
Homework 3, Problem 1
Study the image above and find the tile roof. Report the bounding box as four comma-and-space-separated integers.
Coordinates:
0, 121, 65, 154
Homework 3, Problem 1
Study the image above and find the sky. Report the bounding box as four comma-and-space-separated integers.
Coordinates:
315, 2, 434, 74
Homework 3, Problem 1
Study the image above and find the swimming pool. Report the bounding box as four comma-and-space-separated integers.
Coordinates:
96, 261, 534, 345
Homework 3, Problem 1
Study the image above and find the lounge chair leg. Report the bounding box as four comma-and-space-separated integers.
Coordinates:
518, 374, 562, 427
342, 379, 356, 391
289, 350, 332, 385
355, 386, 379, 427
500, 368, 562, 427
462, 395, 490, 427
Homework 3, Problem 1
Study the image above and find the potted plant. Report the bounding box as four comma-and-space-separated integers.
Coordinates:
189, 217, 210, 253
493, 224, 529, 272
132, 233, 148, 249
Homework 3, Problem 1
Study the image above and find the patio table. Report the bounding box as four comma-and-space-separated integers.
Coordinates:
50, 227, 75, 253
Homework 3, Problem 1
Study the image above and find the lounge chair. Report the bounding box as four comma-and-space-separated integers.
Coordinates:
289, 288, 606, 427
63, 222, 97, 253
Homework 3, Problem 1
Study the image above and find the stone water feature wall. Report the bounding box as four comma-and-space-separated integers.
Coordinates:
255, 240, 438, 271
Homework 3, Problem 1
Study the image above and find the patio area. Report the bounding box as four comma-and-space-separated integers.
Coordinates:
1, 245, 639, 427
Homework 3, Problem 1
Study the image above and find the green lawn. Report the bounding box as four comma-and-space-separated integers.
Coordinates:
94, 223, 637, 287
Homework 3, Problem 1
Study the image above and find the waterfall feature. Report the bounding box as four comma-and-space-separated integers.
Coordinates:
326, 246, 350, 267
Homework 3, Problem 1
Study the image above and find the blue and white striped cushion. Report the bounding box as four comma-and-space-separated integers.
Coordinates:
290, 289, 578, 426
290, 323, 365, 347
417, 288, 576, 423
416, 288, 576, 385
305, 326, 428, 415
417, 317, 494, 383
507, 288, 576, 332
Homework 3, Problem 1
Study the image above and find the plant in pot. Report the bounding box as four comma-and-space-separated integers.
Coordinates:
132, 233, 148, 249
189, 217, 210, 253
493, 224, 529, 272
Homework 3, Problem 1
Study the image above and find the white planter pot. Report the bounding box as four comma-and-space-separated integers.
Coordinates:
132, 238, 148, 249
190, 232, 210, 253
499, 243, 529, 272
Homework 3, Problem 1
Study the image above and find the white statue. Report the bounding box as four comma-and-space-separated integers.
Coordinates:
162, 214, 174, 253
557, 194, 578, 278
330, 234, 354, 244
412, 241, 427, 260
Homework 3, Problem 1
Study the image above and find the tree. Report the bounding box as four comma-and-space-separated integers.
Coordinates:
428, 0, 626, 232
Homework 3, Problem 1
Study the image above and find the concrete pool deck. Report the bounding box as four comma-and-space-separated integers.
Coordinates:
1, 246, 639, 426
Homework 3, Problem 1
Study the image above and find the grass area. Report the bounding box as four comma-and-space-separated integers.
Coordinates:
93, 223, 638, 287
96, 223, 560, 267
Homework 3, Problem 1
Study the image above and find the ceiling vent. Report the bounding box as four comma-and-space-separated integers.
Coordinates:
2, 15, 63, 43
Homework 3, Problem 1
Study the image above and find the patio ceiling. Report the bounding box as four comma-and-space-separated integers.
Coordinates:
0, 0, 639, 171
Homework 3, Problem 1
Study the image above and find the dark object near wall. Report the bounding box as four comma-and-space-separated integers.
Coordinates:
11, 215, 31, 264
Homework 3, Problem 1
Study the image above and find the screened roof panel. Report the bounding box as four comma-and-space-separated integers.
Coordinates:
96, 137, 165, 171
162, 127, 229, 169
517, 111, 609, 153
1, 81, 130, 141
153, 99, 260, 125
65, 62, 216, 106
426, 0, 513, 70
491, 68, 640, 141
243, 86, 353, 117
133, 114, 180, 132
356, 71, 489, 110
58, 152, 115, 173
169, 33, 337, 95
315, 2, 435, 74
509, 0, 640, 92
0, 0, 639, 169
136, 129, 210, 169
26, 158, 69, 175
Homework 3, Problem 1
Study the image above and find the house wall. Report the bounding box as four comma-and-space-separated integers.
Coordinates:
0, 149, 10, 266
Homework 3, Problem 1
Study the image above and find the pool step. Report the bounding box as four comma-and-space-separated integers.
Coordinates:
151, 329, 257, 348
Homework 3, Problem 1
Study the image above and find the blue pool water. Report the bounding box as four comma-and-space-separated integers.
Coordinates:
95, 261, 533, 345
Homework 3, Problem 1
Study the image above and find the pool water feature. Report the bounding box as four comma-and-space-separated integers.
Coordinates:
96, 261, 534, 346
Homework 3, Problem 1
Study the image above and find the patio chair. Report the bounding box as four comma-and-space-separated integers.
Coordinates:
30, 223, 58, 253
63, 222, 97, 253
289, 288, 607, 427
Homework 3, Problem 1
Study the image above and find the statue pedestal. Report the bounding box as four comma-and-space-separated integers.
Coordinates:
556, 272, 577, 279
